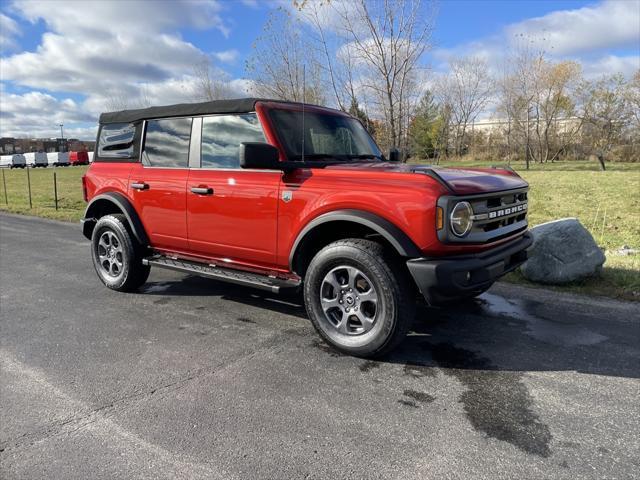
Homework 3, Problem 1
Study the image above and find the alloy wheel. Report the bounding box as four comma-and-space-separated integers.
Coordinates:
319, 265, 379, 335
97, 230, 124, 278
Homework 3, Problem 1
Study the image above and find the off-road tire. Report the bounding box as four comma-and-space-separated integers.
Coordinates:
304, 238, 415, 358
91, 214, 150, 292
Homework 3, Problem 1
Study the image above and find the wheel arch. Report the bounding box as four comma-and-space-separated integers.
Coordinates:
82, 192, 149, 246
289, 209, 421, 276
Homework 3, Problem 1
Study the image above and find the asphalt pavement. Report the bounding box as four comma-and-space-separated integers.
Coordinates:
1, 213, 639, 479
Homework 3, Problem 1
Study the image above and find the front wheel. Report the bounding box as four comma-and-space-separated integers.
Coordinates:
91, 214, 150, 292
303, 239, 415, 358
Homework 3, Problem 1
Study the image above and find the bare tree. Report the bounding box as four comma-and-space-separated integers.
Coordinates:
323, 0, 434, 152
246, 8, 325, 104
500, 38, 583, 166
578, 74, 631, 171
104, 85, 152, 111
298, 1, 352, 111
625, 70, 640, 128
436, 56, 494, 156
192, 58, 235, 101
104, 91, 130, 112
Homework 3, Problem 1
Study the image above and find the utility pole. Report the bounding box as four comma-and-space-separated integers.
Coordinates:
59, 123, 65, 152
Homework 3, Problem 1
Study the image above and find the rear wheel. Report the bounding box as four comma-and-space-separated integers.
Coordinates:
91, 214, 150, 292
304, 239, 414, 358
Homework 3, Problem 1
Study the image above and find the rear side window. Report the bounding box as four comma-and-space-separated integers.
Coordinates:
201, 113, 265, 169
143, 118, 192, 168
98, 123, 136, 158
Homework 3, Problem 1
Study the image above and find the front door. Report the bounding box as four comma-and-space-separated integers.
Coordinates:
129, 117, 192, 251
186, 114, 281, 268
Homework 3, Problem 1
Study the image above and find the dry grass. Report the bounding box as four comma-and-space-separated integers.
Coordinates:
0, 166, 87, 222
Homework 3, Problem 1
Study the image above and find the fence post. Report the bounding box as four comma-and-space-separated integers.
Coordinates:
27, 166, 32, 209
53, 171, 58, 210
2, 169, 7, 205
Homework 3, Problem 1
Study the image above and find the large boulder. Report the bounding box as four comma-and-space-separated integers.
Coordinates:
521, 218, 606, 284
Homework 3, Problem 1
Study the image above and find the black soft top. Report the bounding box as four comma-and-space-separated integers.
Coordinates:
99, 98, 269, 124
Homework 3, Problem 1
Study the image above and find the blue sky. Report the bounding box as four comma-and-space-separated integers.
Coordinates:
1, 0, 638, 139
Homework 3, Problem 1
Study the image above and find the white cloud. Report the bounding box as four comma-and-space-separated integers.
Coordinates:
0, 0, 247, 138
432, 0, 640, 80
0, 0, 230, 94
505, 0, 640, 56
0, 89, 97, 138
212, 49, 239, 64
0, 13, 21, 51
580, 54, 640, 79
228, 78, 254, 96
12, 0, 229, 38
287, 0, 359, 31
239, 0, 260, 8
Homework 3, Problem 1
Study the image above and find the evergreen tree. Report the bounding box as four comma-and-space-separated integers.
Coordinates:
408, 91, 442, 159
348, 98, 376, 137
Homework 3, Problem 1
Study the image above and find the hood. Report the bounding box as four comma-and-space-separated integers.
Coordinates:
325, 162, 528, 195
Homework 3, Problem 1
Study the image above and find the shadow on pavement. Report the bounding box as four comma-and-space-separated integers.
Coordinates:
139, 274, 639, 458
140, 275, 639, 379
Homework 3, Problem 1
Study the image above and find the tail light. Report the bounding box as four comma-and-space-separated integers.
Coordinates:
82, 175, 88, 202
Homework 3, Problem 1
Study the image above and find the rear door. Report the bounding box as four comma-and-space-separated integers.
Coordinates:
186, 113, 281, 268
128, 117, 192, 252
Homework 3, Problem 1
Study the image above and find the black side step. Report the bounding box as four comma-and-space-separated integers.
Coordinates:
142, 256, 300, 294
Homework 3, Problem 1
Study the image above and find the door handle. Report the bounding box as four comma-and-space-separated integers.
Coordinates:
191, 186, 214, 195
131, 182, 149, 190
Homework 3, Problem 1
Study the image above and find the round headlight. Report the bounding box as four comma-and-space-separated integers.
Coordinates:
450, 201, 473, 237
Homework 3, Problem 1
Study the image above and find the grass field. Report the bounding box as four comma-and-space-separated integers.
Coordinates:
0, 166, 87, 222
1, 160, 638, 300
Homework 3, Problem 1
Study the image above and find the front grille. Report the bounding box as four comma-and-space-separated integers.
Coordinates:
437, 188, 529, 244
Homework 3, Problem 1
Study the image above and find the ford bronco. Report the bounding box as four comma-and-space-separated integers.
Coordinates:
82, 98, 531, 357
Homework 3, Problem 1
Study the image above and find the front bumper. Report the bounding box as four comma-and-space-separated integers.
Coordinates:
406, 232, 532, 303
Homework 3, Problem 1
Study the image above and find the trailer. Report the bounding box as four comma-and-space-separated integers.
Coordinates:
10, 154, 27, 169
48, 151, 70, 167
34, 151, 48, 167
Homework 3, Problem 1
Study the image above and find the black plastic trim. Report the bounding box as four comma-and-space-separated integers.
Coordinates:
82, 192, 149, 245
407, 232, 532, 303
289, 209, 422, 270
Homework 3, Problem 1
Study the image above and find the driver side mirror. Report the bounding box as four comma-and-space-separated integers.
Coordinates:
388, 148, 400, 162
240, 142, 281, 170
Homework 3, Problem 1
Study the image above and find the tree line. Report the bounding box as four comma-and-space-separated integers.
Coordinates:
194, 0, 639, 167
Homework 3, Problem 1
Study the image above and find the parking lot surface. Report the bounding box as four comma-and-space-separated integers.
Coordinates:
1, 213, 638, 479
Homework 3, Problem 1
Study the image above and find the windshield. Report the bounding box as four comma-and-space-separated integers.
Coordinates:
270, 109, 382, 161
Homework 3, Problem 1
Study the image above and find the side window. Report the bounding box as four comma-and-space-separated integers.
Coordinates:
98, 123, 136, 158
143, 118, 192, 168
201, 113, 265, 169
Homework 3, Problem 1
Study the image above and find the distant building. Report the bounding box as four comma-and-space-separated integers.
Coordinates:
0, 137, 95, 154
471, 117, 582, 135
0, 137, 15, 154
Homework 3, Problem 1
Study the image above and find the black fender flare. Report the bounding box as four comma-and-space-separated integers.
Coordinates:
288, 209, 422, 270
82, 192, 149, 246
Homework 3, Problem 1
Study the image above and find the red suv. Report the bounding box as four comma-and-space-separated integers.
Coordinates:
69, 151, 90, 166
82, 98, 531, 357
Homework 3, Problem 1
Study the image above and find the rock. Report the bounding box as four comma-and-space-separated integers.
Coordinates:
521, 218, 606, 284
